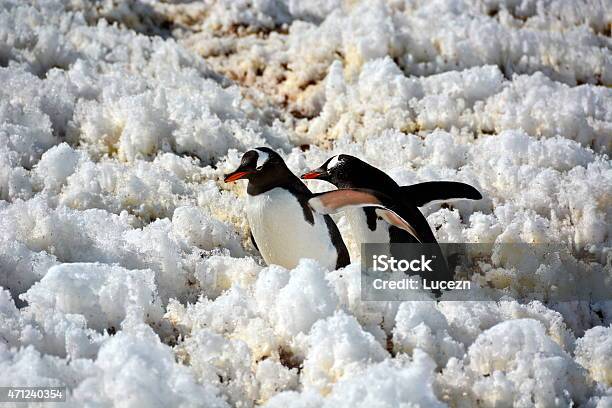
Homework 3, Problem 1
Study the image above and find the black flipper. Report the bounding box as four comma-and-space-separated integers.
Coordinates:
322, 215, 350, 269
250, 231, 259, 251
400, 182, 482, 207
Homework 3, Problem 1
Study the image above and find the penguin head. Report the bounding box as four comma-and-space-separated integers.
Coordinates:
224, 147, 291, 187
301, 154, 358, 188
301, 154, 398, 191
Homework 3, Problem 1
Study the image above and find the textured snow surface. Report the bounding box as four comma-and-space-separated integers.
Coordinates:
1, 0, 611, 406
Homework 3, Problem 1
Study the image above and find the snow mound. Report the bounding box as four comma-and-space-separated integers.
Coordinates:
296, 311, 388, 393
23, 263, 163, 332
254, 260, 339, 344
393, 301, 464, 368
575, 325, 612, 387
265, 350, 444, 408
71, 324, 229, 408
468, 319, 589, 407
324, 350, 444, 408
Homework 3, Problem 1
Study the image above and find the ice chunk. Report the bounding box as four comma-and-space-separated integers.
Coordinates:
255, 260, 339, 344
468, 319, 588, 406
72, 324, 229, 407
23, 263, 163, 332
297, 311, 387, 392
324, 350, 444, 408
393, 301, 464, 368
179, 328, 257, 407
575, 326, 612, 387
33, 143, 85, 191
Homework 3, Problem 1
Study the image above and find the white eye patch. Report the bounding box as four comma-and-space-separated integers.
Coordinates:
327, 155, 341, 170
255, 149, 269, 169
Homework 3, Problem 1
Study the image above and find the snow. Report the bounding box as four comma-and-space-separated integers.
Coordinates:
468, 319, 589, 407
254, 260, 339, 344
319, 350, 444, 408
23, 263, 163, 332
295, 311, 388, 393
392, 301, 465, 368
575, 325, 612, 387
71, 323, 229, 408
1, 0, 611, 406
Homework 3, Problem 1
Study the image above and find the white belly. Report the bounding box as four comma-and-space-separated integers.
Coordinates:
345, 208, 390, 244
246, 188, 338, 270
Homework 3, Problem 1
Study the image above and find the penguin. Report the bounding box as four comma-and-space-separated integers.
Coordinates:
302, 155, 483, 296
224, 147, 350, 271
305, 186, 453, 295
301, 154, 482, 245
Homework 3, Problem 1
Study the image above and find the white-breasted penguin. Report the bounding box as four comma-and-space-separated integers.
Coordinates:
302, 155, 483, 296
301, 154, 482, 245
224, 147, 350, 271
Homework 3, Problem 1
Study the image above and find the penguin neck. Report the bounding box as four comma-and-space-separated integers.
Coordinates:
247, 166, 309, 197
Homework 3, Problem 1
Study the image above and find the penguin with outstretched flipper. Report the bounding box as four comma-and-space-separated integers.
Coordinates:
302, 155, 482, 296
302, 154, 481, 246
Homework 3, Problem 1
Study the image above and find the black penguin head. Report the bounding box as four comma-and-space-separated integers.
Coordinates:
301, 154, 399, 192
224, 147, 294, 192
301, 154, 365, 188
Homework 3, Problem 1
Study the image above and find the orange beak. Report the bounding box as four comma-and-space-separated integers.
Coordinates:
224, 170, 253, 183
301, 170, 324, 179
